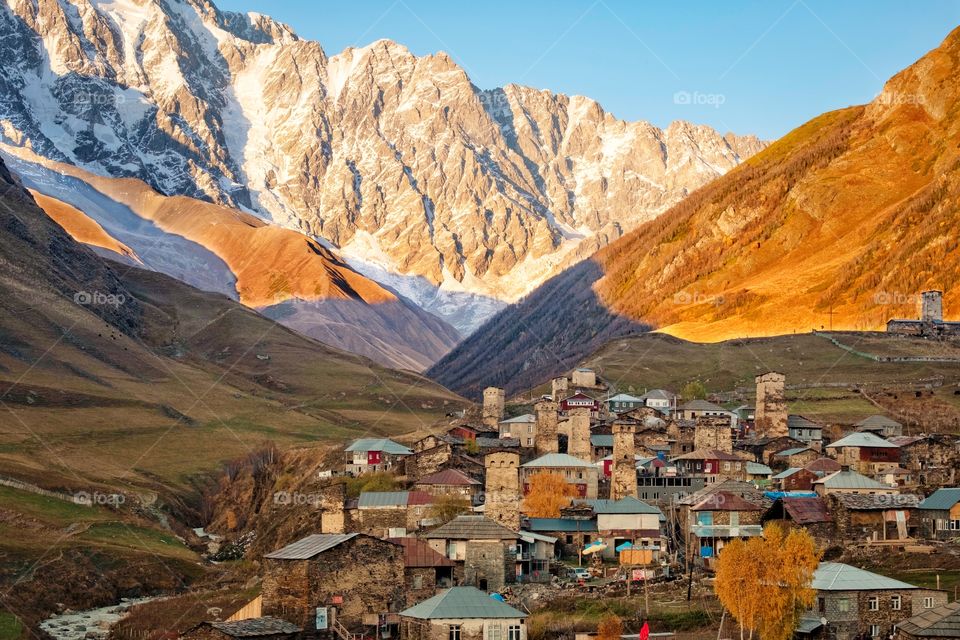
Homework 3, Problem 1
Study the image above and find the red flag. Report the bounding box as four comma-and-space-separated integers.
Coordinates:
639, 622, 650, 640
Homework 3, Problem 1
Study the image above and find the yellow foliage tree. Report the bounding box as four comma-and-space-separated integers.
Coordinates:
596, 615, 623, 640
522, 471, 579, 517
714, 523, 820, 640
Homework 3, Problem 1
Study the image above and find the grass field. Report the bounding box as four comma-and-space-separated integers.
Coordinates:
0, 613, 22, 640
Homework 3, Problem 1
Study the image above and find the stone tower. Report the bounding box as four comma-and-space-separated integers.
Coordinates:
611, 420, 638, 501
482, 387, 505, 429
694, 416, 734, 453
551, 377, 569, 401
534, 400, 559, 455
484, 451, 521, 531
567, 407, 592, 461
755, 372, 787, 437
922, 290, 944, 323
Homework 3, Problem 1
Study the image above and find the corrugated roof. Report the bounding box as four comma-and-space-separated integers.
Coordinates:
772, 467, 803, 480
680, 400, 728, 412
590, 434, 614, 447
828, 432, 898, 449
519, 530, 557, 544
207, 617, 301, 637
577, 497, 660, 515
889, 435, 925, 447
804, 458, 842, 474
526, 518, 599, 533
388, 537, 456, 568
265, 533, 360, 560
401, 587, 527, 620
780, 497, 832, 524
499, 414, 535, 424
415, 469, 481, 486
856, 415, 903, 429
345, 438, 412, 455
919, 488, 960, 511
691, 491, 762, 512
788, 415, 824, 430
775, 447, 811, 457
424, 515, 519, 540
478, 437, 519, 448
747, 462, 773, 476
521, 453, 594, 468
814, 470, 892, 490
358, 491, 410, 508
639, 389, 674, 401
812, 562, 917, 591
676, 479, 771, 507
896, 601, 960, 637
608, 393, 643, 403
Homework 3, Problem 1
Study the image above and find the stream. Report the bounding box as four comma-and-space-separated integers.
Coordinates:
39, 598, 158, 640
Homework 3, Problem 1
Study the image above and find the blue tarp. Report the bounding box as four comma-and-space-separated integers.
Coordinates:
615, 541, 634, 552
764, 491, 818, 500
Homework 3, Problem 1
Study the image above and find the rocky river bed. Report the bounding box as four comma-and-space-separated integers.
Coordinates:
39, 598, 157, 640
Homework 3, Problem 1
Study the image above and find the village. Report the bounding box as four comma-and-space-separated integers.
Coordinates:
181, 346, 960, 640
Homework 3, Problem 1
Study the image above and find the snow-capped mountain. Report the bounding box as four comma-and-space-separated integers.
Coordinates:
0, 0, 766, 334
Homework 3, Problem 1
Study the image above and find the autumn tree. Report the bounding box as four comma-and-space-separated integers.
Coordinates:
429, 494, 471, 524
596, 615, 623, 640
714, 524, 821, 640
522, 471, 579, 517
680, 380, 707, 400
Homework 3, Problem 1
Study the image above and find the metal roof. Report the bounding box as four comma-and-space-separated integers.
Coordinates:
856, 415, 903, 429
526, 518, 599, 532
639, 389, 674, 401
358, 491, 411, 508
345, 438, 413, 455
814, 470, 892, 490
608, 393, 643, 403
680, 399, 728, 412
590, 434, 614, 447
207, 618, 301, 637
499, 414, 535, 424
388, 537, 456, 568
772, 467, 803, 480
518, 530, 558, 544
775, 447, 812, 457
896, 601, 960, 637
577, 497, 660, 515
521, 453, 595, 468
691, 491, 762, 512
788, 415, 824, 430
747, 462, 773, 476
415, 469, 481, 486
827, 432, 898, 449
400, 587, 527, 620
779, 497, 832, 524
265, 533, 360, 559
691, 524, 763, 537
812, 562, 918, 591
424, 515, 519, 540
804, 458, 842, 474
919, 488, 960, 511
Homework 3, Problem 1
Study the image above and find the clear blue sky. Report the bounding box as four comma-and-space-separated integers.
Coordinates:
215, 0, 959, 139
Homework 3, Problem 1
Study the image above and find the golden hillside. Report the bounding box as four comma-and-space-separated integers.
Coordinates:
595, 26, 960, 341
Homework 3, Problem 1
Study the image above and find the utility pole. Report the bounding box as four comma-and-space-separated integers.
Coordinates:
827, 304, 837, 332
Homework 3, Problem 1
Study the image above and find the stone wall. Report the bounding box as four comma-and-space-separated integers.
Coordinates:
755, 372, 788, 437
464, 540, 514, 591
534, 401, 559, 455
485, 452, 521, 531
483, 387, 506, 428
611, 421, 637, 501
567, 408, 592, 461
693, 417, 733, 453
819, 588, 949, 640
406, 444, 453, 480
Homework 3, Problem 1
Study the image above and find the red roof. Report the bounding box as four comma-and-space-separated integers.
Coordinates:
781, 497, 832, 524
804, 457, 842, 474
415, 469, 481, 486
407, 491, 435, 506
691, 491, 762, 512
388, 537, 456, 568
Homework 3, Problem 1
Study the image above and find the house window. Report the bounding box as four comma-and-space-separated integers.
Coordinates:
870, 625, 880, 638
951, 520, 960, 531
924, 597, 935, 609
413, 574, 423, 589
891, 595, 901, 611
837, 598, 850, 613
488, 624, 502, 640
869, 596, 879, 611
450, 626, 461, 640
818, 598, 825, 613
723, 462, 731, 471
508, 626, 522, 640
565, 535, 574, 544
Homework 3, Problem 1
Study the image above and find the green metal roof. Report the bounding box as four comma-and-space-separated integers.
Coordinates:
747, 462, 773, 476
812, 562, 917, 591
608, 393, 643, 403
919, 487, 960, 511
499, 414, 535, 424
590, 434, 614, 447
775, 447, 811, 457
358, 491, 409, 508
578, 497, 660, 515
521, 453, 594, 468
827, 432, 898, 449
814, 470, 891, 490
400, 587, 527, 619
526, 518, 598, 533
772, 468, 803, 480
345, 438, 412, 455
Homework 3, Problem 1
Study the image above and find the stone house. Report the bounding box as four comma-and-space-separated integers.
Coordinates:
916, 487, 960, 540
813, 469, 898, 496
590, 434, 614, 461
805, 457, 842, 476
423, 516, 520, 592
636, 475, 706, 505
679, 400, 736, 425
799, 562, 948, 640
771, 446, 820, 470
693, 416, 734, 453
415, 469, 482, 503
672, 449, 748, 482
406, 442, 484, 481
737, 435, 806, 465
399, 586, 527, 640
666, 419, 696, 456
788, 415, 825, 446
895, 601, 960, 640
576, 497, 664, 562
354, 491, 436, 537
389, 537, 457, 606
826, 432, 901, 475
607, 393, 645, 414
345, 438, 413, 475
688, 490, 763, 569
890, 435, 960, 488
755, 372, 788, 438
181, 618, 301, 640
856, 415, 904, 438
261, 533, 405, 633
520, 453, 599, 499
498, 414, 536, 447
827, 493, 922, 541
771, 467, 820, 492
